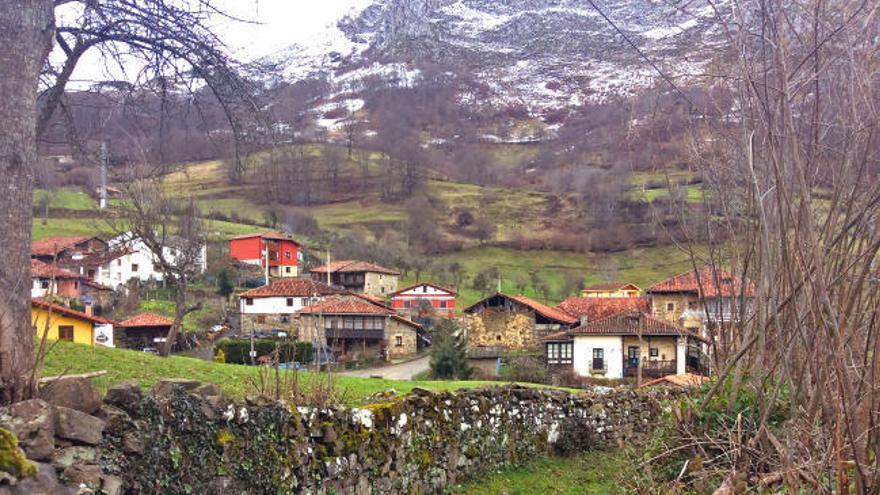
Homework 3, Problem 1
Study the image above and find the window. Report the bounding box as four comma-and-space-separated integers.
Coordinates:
280, 315, 290, 323
395, 335, 403, 347
285, 251, 291, 259
649, 347, 659, 358
666, 302, 675, 312
256, 315, 266, 324
439, 300, 447, 309
285, 266, 291, 274
58, 326, 74, 342
74, 281, 79, 289
547, 343, 573, 364
344, 317, 355, 329
131, 264, 139, 272
592, 348, 605, 370
688, 301, 698, 310
117, 259, 122, 266
245, 298, 254, 306
403, 300, 411, 309
286, 298, 294, 307
496, 334, 502, 342
41, 280, 50, 289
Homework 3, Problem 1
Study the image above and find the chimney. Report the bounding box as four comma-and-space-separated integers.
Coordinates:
580, 314, 589, 326
84, 302, 93, 317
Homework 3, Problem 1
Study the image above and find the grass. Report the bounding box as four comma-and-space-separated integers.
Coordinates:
33, 188, 97, 210
446, 449, 623, 494
32, 218, 112, 240
40, 340, 570, 404
417, 245, 693, 307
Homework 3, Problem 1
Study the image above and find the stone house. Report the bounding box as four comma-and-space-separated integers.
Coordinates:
309, 260, 399, 298
297, 295, 420, 361
646, 266, 755, 335
543, 310, 708, 379
239, 278, 345, 335
462, 293, 577, 351
580, 282, 641, 298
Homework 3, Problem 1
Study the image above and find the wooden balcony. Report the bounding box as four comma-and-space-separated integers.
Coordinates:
624, 360, 676, 378
325, 328, 384, 340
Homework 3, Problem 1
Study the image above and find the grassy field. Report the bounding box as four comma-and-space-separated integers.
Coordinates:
33, 188, 98, 210
447, 450, 622, 494
410, 245, 693, 307
40, 340, 566, 404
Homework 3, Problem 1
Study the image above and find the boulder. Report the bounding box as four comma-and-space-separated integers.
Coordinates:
1, 399, 55, 461
63, 464, 103, 486
0, 462, 59, 495
39, 377, 102, 415
95, 404, 130, 432
51, 446, 97, 469
54, 407, 105, 445
103, 382, 142, 411
122, 432, 144, 455
151, 379, 201, 398
100, 474, 124, 495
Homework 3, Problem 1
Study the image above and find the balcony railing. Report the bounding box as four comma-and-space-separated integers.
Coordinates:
325, 328, 384, 340
624, 360, 676, 378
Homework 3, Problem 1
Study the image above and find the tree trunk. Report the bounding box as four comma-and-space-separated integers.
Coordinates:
162, 280, 189, 357
0, 1, 54, 404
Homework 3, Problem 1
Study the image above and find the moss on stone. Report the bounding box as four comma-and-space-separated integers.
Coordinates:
216, 429, 234, 446
0, 427, 37, 479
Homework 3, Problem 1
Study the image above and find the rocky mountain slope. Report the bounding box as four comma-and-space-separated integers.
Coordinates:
272, 0, 726, 110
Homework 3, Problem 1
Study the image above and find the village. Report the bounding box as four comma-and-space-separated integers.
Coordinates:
30, 229, 751, 386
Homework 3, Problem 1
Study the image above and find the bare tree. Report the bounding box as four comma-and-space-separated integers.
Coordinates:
114, 180, 206, 357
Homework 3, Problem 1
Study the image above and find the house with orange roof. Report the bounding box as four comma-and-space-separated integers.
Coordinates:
580, 282, 641, 298
556, 295, 650, 326
542, 310, 708, 379
298, 295, 422, 361
646, 266, 755, 334
462, 292, 577, 351
30, 259, 114, 307
238, 278, 346, 335
115, 312, 174, 351
31, 298, 115, 347
229, 232, 301, 278
309, 260, 400, 298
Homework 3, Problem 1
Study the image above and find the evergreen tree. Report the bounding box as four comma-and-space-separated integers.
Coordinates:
429, 320, 471, 380
217, 269, 235, 298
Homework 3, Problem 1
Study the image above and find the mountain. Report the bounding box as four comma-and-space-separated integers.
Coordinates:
271, 0, 726, 110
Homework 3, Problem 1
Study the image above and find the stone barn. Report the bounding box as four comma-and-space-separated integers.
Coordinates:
462, 293, 577, 351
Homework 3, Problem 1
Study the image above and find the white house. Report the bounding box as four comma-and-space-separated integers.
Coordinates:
543, 310, 708, 379
95, 232, 207, 289
238, 278, 346, 334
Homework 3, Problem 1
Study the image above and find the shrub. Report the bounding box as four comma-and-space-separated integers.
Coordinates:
501, 356, 547, 384
213, 349, 226, 364
214, 339, 313, 365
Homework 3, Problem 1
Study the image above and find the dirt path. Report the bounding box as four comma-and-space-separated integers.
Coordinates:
336, 355, 430, 380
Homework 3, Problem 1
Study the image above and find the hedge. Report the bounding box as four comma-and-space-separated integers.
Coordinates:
214, 339, 314, 365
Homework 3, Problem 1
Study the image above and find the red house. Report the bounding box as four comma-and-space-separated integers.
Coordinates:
229, 232, 300, 278
390, 283, 456, 317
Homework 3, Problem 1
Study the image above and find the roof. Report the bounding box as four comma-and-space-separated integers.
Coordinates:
230, 231, 300, 243
310, 260, 400, 276
463, 293, 577, 325
582, 282, 641, 292
639, 373, 710, 389
31, 236, 94, 257
390, 282, 457, 297
541, 329, 572, 342
647, 266, 755, 298
31, 298, 114, 325
118, 312, 174, 328
30, 260, 79, 279
557, 296, 650, 320
239, 278, 345, 298
299, 296, 394, 316
352, 292, 392, 309
568, 310, 707, 342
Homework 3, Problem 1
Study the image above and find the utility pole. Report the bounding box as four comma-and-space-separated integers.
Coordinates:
326, 250, 331, 286
99, 142, 108, 209
263, 245, 269, 286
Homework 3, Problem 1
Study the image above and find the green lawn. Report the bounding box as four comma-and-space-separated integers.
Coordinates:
33, 188, 97, 210
40, 340, 565, 404
447, 449, 623, 494
32, 217, 112, 240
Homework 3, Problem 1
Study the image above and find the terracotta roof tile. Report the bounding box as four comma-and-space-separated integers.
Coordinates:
31, 236, 93, 257
352, 292, 391, 308
567, 310, 707, 343
310, 260, 400, 276
30, 260, 79, 279
32, 298, 114, 325
118, 312, 174, 328
463, 293, 576, 325
582, 282, 640, 292
240, 278, 344, 298
299, 296, 395, 315
230, 231, 300, 243
648, 266, 755, 298
390, 282, 457, 297
557, 296, 650, 320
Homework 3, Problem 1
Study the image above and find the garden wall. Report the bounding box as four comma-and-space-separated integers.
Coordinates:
97, 381, 682, 494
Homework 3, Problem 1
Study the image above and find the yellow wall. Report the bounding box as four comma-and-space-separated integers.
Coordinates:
649, 294, 699, 324
583, 289, 641, 298
31, 308, 94, 346
622, 336, 677, 362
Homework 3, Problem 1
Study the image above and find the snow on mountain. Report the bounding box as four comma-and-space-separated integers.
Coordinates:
272, 0, 727, 110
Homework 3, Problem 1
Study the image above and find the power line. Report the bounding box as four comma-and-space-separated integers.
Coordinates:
584, 0, 694, 108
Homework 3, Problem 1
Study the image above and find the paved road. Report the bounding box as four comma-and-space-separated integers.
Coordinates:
337, 355, 430, 380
